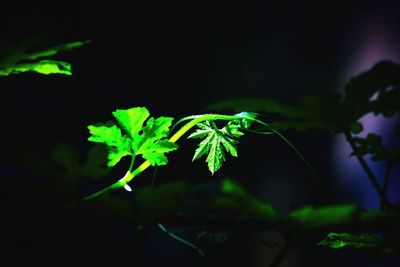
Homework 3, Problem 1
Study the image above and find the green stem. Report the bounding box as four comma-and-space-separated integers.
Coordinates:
84, 113, 238, 200
157, 223, 205, 257
84, 112, 322, 200
83, 156, 136, 200
118, 113, 243, 186
239, 114, 325, 196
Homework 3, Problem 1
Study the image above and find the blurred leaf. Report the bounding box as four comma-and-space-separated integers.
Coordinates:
350, 122, 363, 134
50, 143, 110, 182
318, 232, 386, 249
0, 40, 89, 76
51, 143, 80, 177
0, 60, 72, 76
353, 133, 400, 163
289, 204, 358, 229
83, 144, 111, 179
207, 61, 400, 134
131, 181, 192, 222
208, 179, 278, 220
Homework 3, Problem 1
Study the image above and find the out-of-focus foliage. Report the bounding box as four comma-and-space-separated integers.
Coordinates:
0, 40, 89, 76
208, 61, 400, 134
318, 232, 386, 249
81, 181, 193, 222
212, 179, 278, 220
51, 143, 110, 180
208, 60, 400, 171
352, 133, 400, 163
288, 204, 359, 229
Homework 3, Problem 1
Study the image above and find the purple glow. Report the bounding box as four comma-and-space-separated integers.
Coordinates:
339, 15, 400, 86
332, 16, 400, 209
332, 114, 400, 208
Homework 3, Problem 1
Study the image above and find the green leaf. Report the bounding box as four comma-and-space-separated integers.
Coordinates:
132, 116, 179, 166
141, 139, 178, 166
88, 107, 178, 167
187, 122, 211, 139
289, 204, 358, 229
318, 232, 384, 249
0, 40, 89, 76
189, 121, 243, 174
206, 132, 225, 174
192, 130, 214, 161
0, 60, 72, 76
87, 123, 132, 167
23, 41, 89, 61
112, 107, 150, 139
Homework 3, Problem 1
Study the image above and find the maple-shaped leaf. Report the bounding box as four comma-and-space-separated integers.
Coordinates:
188, 121, 243, 174
88, 107, 178, 167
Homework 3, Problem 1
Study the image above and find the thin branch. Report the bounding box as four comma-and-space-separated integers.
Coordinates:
157, 223, 205, 257
344, 131, 393, 209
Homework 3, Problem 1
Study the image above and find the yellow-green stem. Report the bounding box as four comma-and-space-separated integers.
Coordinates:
84, 113, 237, 200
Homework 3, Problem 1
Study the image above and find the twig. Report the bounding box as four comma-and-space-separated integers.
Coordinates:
344, 131, 393, 209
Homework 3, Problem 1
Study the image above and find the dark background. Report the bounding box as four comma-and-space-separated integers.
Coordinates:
1, 1, 400, 266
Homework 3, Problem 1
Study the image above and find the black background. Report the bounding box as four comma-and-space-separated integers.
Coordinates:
1, 1, 400, 266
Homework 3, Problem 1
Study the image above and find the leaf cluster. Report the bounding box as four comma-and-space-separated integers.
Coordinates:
352, 133, 400, 163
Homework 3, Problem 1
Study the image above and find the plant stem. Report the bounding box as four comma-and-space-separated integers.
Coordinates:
84, 112, 322, 201
240, 115, 326, 197
83, 156, 136, 200
344, 131, 393, 208
84, 113, 239, 200
157, 223, 205, 257
118, 114, 242, 186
